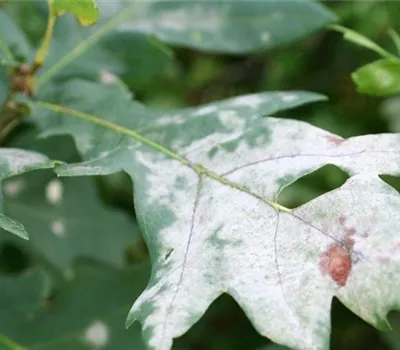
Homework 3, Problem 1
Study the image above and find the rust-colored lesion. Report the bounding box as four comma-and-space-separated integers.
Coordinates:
319, 216, 357, 287
320, 244, 352, 287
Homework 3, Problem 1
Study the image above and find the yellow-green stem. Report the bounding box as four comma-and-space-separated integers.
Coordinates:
33, 0, 56, 72
35, 101, 293, 214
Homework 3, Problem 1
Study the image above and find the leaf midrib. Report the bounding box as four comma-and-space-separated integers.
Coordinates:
35, 100, 290, 213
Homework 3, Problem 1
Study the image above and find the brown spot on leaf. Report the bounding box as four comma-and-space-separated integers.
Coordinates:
326, 135, 345, 145
339, 215, 346, 226
320, 244, 352, 287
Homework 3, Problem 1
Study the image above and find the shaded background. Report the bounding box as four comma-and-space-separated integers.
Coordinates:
1, 1, 400, 350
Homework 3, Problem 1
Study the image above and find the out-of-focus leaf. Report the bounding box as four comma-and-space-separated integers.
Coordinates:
352, 58, 400, 96
331, 25, 395, 59
389, 28, 400, 56
0, 11, 33, 65
382, 313, 400, 349
34, 0, 335, 89
0, 65, 9, 107
2, 130, 140, 269
4, 172, 140, 270
52, 0, 99, 26
0, 149, 56, 239
111, 0, 336, 54
28, 80, 400, 349
381, 96, 400, 132
0, 261, 149, 350
100, 0, 336, 54
36, 8, 172, 90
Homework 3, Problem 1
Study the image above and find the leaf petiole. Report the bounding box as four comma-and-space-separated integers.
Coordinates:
32, 0, 56, 74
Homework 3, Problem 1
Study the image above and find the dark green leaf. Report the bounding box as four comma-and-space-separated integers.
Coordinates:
0, 148, 56, 239
0, 262, 149, 349
3, 131, 140, 269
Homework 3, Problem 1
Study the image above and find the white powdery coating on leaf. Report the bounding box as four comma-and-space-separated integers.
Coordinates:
50, 218, 66, 237
280, 93, 298, 102
46, 179, 64, 205
218, 110, 245, 130
150, 113, 186, 128
232, 95, 267, 109
99, 70, 117, 85
193, 105, 218, 117
4, 179, 25, 197
261, 31, 271, 42
123, 5, 224, 34
83, 320, 109, 348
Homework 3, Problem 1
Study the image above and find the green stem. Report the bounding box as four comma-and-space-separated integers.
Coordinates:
35, 101, 191, 166
36, 2, 136, 90
35, 101, 293, 213
33, 0, 56, 73
0, 333, 27, 350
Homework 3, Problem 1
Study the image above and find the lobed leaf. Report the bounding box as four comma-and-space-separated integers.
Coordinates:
0, 148, 56, 239
26, 80, 400, 349
0, 262, 149, 349
0, 130, 141, 269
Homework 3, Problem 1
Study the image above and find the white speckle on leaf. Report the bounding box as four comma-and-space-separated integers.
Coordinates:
281, 94, 298, 103
99, 70, 117, 85
46, 179, 63, 205
4, 179, 25, 197
219, 110, 245, 130
261, 32, 270, 42
50, 219, 66, 237
193, 105, 218, 116
153, 114, 185, 127
84, 321, 109, 348
233, 95, 265, 109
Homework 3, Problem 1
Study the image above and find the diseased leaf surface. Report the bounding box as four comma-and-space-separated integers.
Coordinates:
28, 79, 400, 350
24, 0, 335, 89
101, 0, 336, 54
0, 262, 149, 350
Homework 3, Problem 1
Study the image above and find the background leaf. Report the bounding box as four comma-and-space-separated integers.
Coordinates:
0, 11, 33, 64
1, 129, 141, 269
0, 261, 149, 350
0, 148, 56, 239
352, 59, 400, 96
108, 0, 336, 54
52, 0, 99, 26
